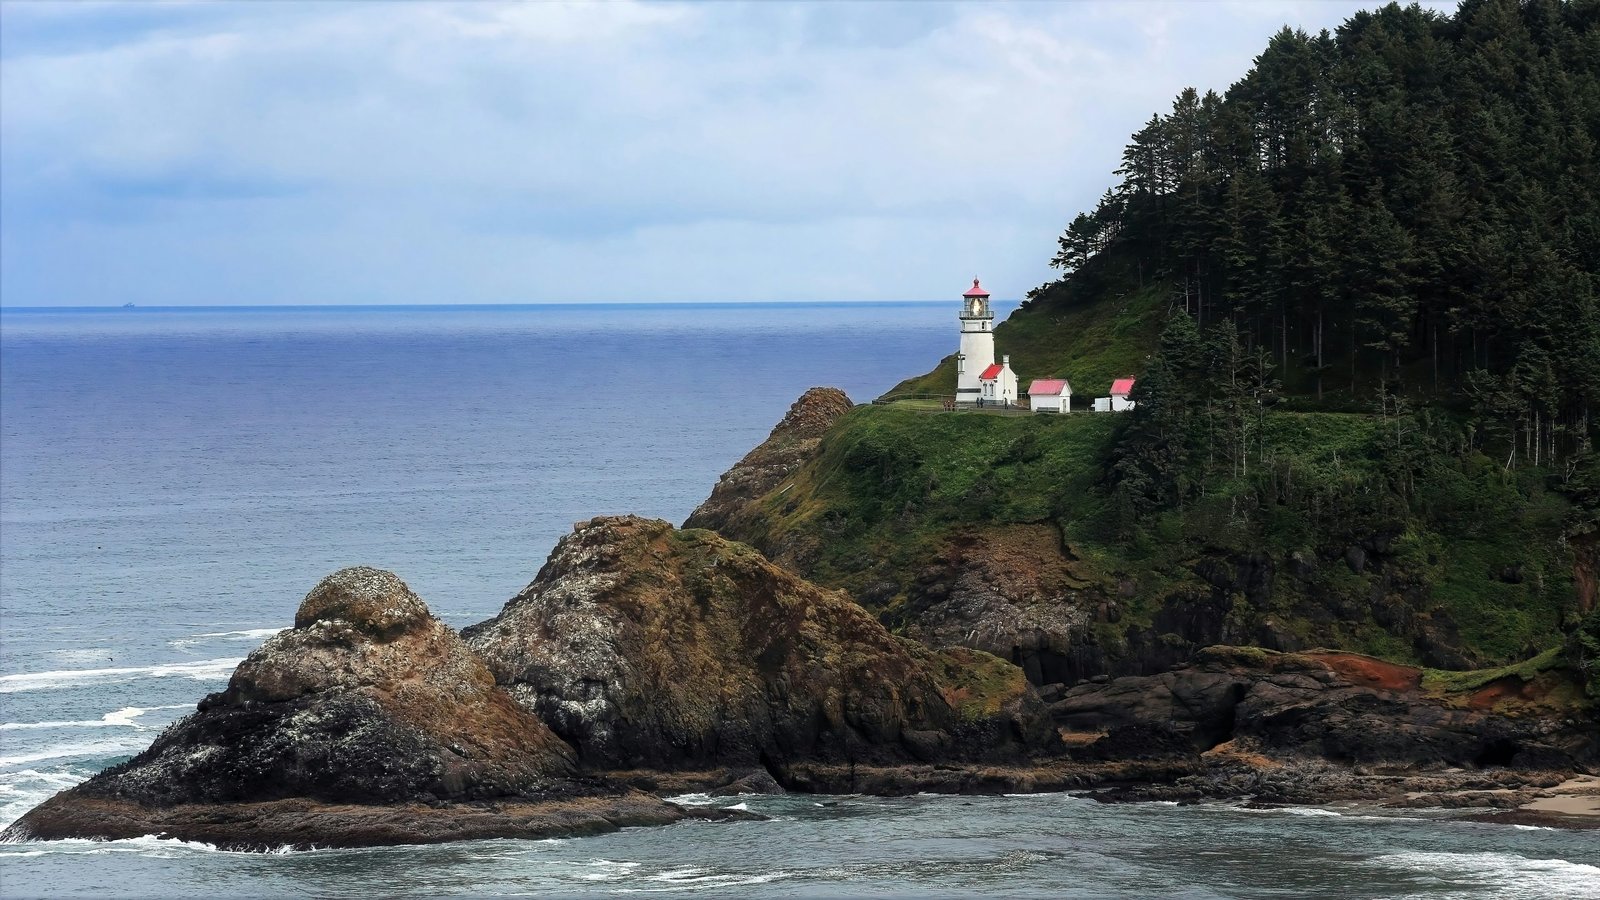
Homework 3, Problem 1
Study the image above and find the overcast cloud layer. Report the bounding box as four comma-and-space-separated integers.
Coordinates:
1, 1, 1451, 306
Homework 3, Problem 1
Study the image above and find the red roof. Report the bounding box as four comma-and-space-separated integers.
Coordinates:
1110, 378, 1136, 396
978, 363, 1004, 380
1028, 378, 1070, 396
963, 278, 990, 298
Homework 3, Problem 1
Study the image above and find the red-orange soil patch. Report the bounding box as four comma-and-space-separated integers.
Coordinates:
1466, 675, 1549, 710
1312, 652, 1421, 692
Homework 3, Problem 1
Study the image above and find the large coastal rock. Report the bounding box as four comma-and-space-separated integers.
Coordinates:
900, 525, 1094, 686
464, 516, 1055, 771
684, 386, 853, 535
1055, 646, 1598, 772
5, 568, 708, 849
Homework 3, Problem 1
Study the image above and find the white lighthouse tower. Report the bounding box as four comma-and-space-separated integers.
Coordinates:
956, 278, 995, 405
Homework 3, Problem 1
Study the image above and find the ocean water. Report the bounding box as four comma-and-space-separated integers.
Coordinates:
1, 303, 1595, 898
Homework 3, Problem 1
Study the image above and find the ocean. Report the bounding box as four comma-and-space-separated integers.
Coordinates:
1, 303, 1595, 898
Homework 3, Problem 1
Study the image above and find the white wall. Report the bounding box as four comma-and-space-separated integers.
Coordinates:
957, 315, 994, 398
1030, 392, 1069, 412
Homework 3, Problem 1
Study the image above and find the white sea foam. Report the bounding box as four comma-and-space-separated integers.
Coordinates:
722, 802, 748, 811
1366, 851, 1600, 899
0, 736, 148, 767
1, 704, 190, 731
169, 628, 281, 648
0, 658, 239, 694
1207, 802, 1349, 817
620, 868, 790, 892
573, 859, 642, 882
0, 834, 227, 857
1275, 806, 1344, 817
664, 792, 715, 806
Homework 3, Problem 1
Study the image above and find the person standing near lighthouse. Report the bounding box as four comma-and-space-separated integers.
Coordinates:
956, 278, 995, 407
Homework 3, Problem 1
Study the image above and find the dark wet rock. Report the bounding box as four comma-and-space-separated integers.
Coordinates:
709, 770, 786, 796
464, 516, 1057, 772
1053, 646, 1599, 778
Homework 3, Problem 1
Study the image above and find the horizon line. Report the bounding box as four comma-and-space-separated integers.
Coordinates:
0, 298, 1015, 312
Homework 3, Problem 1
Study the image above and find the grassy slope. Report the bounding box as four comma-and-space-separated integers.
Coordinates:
742, 401, 1577, 669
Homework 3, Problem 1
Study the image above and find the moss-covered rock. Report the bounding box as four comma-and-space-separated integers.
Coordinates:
464, 516, 1057, 770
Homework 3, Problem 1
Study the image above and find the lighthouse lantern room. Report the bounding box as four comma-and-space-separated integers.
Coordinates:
956, 278, 995, 405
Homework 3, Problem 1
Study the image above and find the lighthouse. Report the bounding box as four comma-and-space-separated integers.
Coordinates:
956, 278, 995, 405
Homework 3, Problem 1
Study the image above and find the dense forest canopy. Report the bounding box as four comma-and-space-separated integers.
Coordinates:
1038, 0, 1599, 467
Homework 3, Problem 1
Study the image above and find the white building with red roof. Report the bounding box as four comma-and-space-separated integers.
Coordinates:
1027, 378, 1071, 413
955, 278, 996, 406
978, 355, 1019, 408
1094, 378, 1138, 412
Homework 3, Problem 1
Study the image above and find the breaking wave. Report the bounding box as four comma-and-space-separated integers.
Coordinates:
1366, 851, 1600, 899
1, 704, 190, 731
0, 659, 239, 694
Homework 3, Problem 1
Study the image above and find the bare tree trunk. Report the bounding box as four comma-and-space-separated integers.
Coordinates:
1316, 308, 1324, 402
1431, 323, 1438, 392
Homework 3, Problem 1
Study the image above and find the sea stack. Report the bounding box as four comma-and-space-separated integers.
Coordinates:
3, 567, 701, 849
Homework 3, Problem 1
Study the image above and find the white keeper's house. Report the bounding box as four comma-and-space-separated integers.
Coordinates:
1028, 378, 1071, 413
979, 356, 1019, 407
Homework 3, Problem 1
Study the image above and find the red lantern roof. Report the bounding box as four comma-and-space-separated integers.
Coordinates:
963, 278, 990, 298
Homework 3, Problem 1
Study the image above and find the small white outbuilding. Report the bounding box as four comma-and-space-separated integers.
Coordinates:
1093, 379, 1138, 412
1027, 378, 1071, 413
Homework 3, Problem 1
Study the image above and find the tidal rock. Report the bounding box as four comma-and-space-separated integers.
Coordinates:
1053, 646, 1598, 771
5, 567, 694, 849
464, 516, 1056, 771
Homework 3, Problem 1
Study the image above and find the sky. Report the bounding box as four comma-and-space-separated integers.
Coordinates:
0, 1, 1454, 307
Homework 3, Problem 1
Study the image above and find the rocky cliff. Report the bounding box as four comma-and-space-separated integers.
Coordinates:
684, 393, 1594, 689
685, 386, 853, 536
464, 515, 1056, 771
1056, 646, 1594, 769
1055, 646, 1598, 813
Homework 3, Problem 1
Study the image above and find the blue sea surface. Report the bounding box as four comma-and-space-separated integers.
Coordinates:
1, 303, 1596, 898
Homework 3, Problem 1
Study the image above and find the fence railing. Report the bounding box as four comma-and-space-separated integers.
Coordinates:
871, 394, 1035, 414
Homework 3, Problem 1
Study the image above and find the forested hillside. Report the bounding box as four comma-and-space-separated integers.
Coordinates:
1047, 0, 1598, 459
705, 0, 1598, 694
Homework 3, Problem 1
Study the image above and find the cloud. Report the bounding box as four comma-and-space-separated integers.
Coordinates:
0, 0, 1454, 306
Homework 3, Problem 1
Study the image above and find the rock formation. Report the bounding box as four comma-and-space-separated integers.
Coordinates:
1054, 646, 1598, 802
464, 516, 1056, 771
684, 386, 853, 535
4, 568, 722, 849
